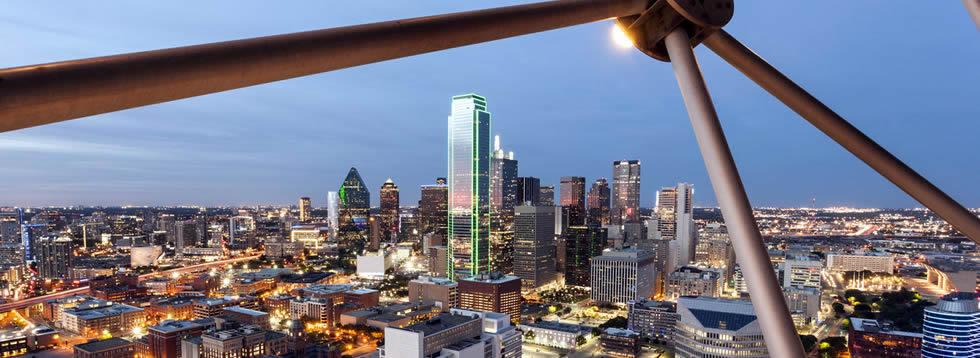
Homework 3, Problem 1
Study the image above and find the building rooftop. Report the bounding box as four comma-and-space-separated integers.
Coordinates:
74, 337, 133, 352
398, 313, 479, 336
604, 328, 639, 337
66, 303, 142, 320
296, 283, 354, 296
149, 320, 201, 333
460, 272, 519, 284
521, 320, 589, 334
411, 276, 458, 287
368, 313, 408, 323
196, 295, 255, 307
630, 300, 676, 311
678, 297, 757, 332
347, 288, 378, 295
222, 306, 267, 317
281, 271, 335, 284
849, 318, 922, 337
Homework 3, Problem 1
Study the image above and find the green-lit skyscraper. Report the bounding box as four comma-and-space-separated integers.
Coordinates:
447, 94, 491, 280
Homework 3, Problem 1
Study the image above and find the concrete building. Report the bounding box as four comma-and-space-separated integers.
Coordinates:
73, 337, 135, 358
62, 303, 147, 338
922, 257, 980, 293
626, 300, 678, 343
458, 272, 522, 323
513, 205, 557, 290
781, 256, 823, 290
601, 328, 640, 358
221, 306, 270, 329
517, 321, 591, 349
848, 318, 922, 358
192, 295, 260, 319
147, 320, 204, 358
452, 308, 522, 358
590, 249, 655, 303
427, 245, 449, 278
674, 297, 768, 358
37, 236, 73, 280
379, 311, 483, 358
357, 250, 391, 277
783, 287, 821, 328
922, 292, 980, 358
665, 266, 722, 301
826, 252, 894, 273
407, 276, 459, 312
181, 324, 288, 358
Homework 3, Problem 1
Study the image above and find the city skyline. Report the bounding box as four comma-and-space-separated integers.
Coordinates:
2, 1, 980, 209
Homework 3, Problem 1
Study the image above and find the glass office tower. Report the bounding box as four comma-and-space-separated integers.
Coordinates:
921, 292, 980, 358
448, 94, 491, 280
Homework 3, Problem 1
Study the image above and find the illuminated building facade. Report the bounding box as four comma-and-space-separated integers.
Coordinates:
655, 183, 695, 265
591, 249, 655, 304
37, 236, 72, 280
922, 292, 980, 358
490, 136, 518, 274
513, 205, 556, 290
587, 178, 611, 226
612, 160, 641, 224
419, 179, 448, 238
516, 177, 540, 205
338, 167, 370, 255
298, 197, 311, 223
564, 226, 607, 287
539, 185, 555, 206
379, 179, 400, 242
458, 272, 521, 323
447, 94, 491, 280
674, 297, 768, 358
560, 176, 586, 226
848, 317, 922, 358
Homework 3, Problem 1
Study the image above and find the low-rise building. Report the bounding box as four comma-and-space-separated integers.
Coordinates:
73, 337, 135, 358
62, 303, 147, 338
147, 320, 204, 358
847, 318, 922, 358
263, 294, 295, 316
674, 297, 768, 358
626, 300, 678, 343
517, 321, 591, 349
601, 328, 640, 358
458, 272, 522, 323
826, 252, 894, 274
221, 306, 270, 329
192, 295, 260, 319
407, 276, 459, 312
665, 266, 722, 301
379, 309, 520, 358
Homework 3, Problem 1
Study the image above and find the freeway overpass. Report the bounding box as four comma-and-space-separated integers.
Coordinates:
0, 254, 261, 313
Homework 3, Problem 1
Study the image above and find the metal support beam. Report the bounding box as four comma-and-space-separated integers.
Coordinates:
0, 0, 646, 133
664, 28, 806, 358
964, 0, 980, 31
703, 30, 980, 245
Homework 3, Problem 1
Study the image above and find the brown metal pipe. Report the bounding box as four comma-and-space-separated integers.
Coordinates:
965, 0, 980, 31
665, 28, 806, 358
0, 0, 647, 133
703, 29, 980, 244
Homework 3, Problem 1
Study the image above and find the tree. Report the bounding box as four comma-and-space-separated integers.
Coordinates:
844, 289, 867, 304
799, 335, 818, 352
591, 327, 602, 337
832, 302, 845, 317
524, 330, 536, 340
576, 335, 587, 346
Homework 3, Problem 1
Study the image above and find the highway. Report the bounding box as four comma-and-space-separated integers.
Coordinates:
0, 254, 260, 313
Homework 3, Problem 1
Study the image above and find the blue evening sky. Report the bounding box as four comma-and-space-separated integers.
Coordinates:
1, 1, 978, 209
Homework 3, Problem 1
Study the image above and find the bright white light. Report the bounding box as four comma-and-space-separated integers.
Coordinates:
611, 24, 633, 48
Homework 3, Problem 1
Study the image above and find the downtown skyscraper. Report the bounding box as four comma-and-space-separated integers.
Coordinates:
298, 197, 312, 223
339, 167, 370, 255
447, 94, 491, 280
587, 178, 611, 226
560, 176, 586, 226
612, 160, 641, 224
419, 178, 448, 239
379, 179, 400, 242
490, 135, 518, 274
655, 183, 696, 266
